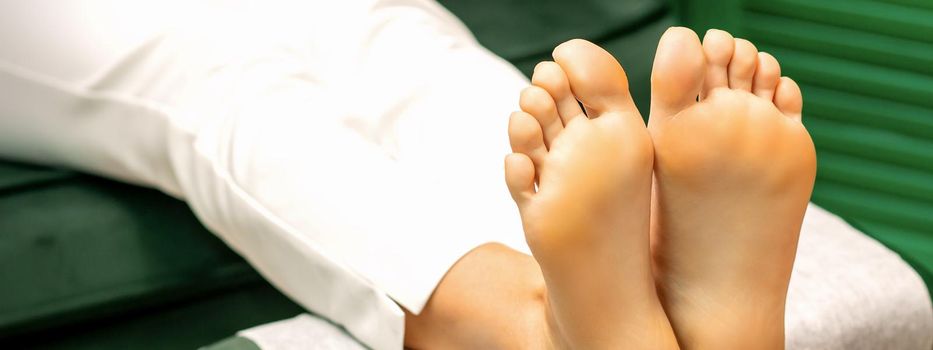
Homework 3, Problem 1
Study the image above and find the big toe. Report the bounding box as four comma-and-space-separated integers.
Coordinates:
650, 27, 705, 122
552, 39, 638, 117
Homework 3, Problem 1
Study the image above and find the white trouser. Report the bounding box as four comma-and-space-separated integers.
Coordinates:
0, 0, 529, 348
1, 1, 929, 350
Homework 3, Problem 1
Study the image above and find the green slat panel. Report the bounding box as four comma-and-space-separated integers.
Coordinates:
877, 0, 933, 11
680, 0, 933, 290
816, 153, 933, 203
762, 46, 933, 109
804, 117, 933, 173
744, 13, 933, 75
803, 86, 933, 140
812, 181, 933, 232
745, 0, 933, 43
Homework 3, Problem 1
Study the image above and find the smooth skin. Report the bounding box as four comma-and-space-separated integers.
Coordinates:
648, 27, 814, 350
506, 39, 678, 349
405, 27, 814, 349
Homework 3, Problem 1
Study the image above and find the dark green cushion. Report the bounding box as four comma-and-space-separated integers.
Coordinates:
678, 0, 933, 288
0, 161, 273, 338
10, 282, 303, 349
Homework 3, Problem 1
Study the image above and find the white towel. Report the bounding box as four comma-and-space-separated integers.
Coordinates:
785, 205, 932, 349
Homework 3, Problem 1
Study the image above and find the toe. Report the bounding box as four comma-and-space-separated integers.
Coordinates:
505, 153, 536, 205
509, 111, 548, 167
728, 39, 759, 91
519, 86, 563, 147
650, 27, 705, 121
701, 29, 734, 99
752, 52, 781, 100
532, 61, 585, 126
552, 39, 638, 117
774, 77, 803, 121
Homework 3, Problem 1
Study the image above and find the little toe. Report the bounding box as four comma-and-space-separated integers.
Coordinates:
701, 29, 735, 99
752, 52, 781, 100
532, 61, 586, 126
519, 86, 563, 147
508, 111, 548, 167
650, 27, 706, 121
552, 39, 638, 118
504, 153, 536, 205
728, 39, 759, 91
774, 77, 803, 121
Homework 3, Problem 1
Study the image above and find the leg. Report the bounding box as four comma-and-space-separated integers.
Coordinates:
404, 243, 554, 349
506, 39, 678, 349
648, 27, 815, 348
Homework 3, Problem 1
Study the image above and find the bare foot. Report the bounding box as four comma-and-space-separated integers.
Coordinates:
647, 27, 816, 349
506, 39, 678, 349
